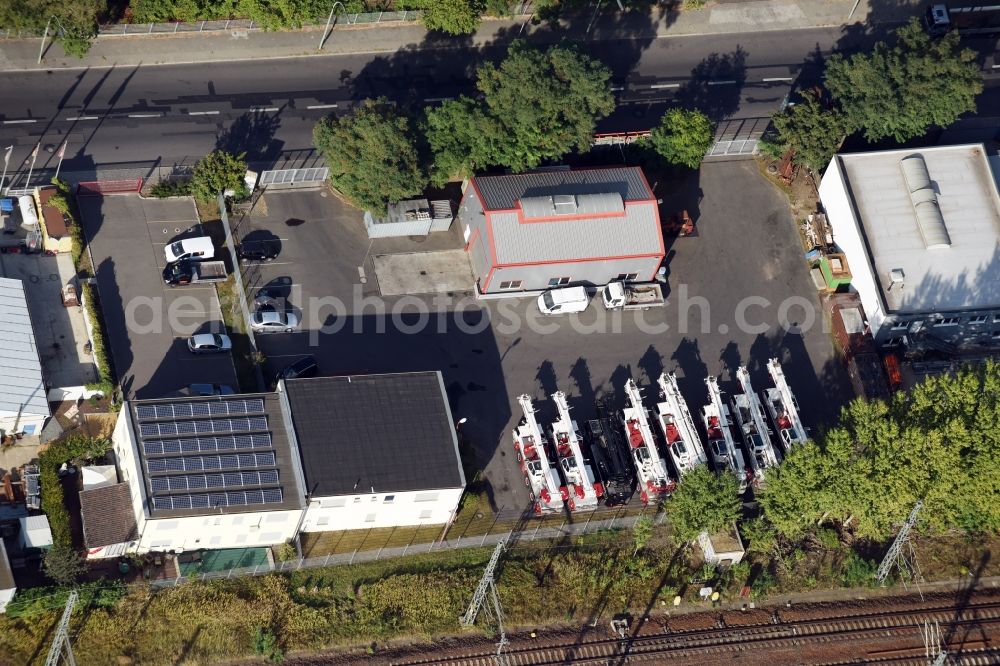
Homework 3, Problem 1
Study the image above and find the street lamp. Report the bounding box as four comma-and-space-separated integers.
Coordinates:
319, 1, 345, 51
37, 16, 67, 65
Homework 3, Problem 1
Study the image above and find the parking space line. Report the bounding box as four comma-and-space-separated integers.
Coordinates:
188, 110, 220, 116
65, 116, 98, 121
251, 107, 280, 112
3, 119, 37, 124
762, 77, 794, 82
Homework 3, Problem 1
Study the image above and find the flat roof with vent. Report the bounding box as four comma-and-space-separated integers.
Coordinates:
832, 144, 1000, 313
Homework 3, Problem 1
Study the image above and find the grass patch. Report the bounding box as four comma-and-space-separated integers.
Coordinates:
216, 276, 261, 392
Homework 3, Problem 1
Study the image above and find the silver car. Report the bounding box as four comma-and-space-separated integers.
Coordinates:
250, 308, 299, 333
187, 333, 232, 354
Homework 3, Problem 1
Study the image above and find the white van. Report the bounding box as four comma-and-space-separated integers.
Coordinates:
165, 236, 215, 263
537, 285, 590, 315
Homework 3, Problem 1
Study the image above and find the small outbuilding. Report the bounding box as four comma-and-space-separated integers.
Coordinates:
698, 522, 745, 567
18, 514, 53, 552
459, 167, 665, 294
0, 277, 50, 438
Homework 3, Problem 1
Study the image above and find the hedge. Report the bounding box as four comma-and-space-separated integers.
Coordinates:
38, 435, 113, 550
80, 282, 115, 396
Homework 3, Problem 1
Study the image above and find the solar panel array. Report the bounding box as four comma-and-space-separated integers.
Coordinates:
134, 397, 285, 513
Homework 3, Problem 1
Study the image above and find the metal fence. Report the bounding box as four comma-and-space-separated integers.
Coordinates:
0, 11, 424, 39
150, 508, 660, 588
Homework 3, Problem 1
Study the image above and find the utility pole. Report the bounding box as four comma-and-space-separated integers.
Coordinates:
461, 538, 510, 665
875, 500, 923, 586
45, 590, 78, 666
923, 620, 948, 665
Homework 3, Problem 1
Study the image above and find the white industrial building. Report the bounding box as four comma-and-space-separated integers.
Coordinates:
0, 277, 50, 437
280, 372, 466, 532
819, 144, 1000, 350
100, 372, 466, 556
0, 540, 15, 613
108, 392, 306, 555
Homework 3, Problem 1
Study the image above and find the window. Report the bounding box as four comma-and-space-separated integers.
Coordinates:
383, 495, 395, 504
209, 536, 221, 545
992, 330, 1000, 339
259, 532, 282, 542
21, 424, 36, 435
994, 315, 1000, 324
370, 496, 378, 502
266, 513, 286, 523
317, 516, 330, 526
322, 498, 347, 508
615, 273, 639, 282
885, 336, 905, 347
364, 514, 376, 523
415, 492, 439, 502
548, 277, 571, 287
970, 315, 988, 325
235, 534, 247, 544
232, 516, 243, 526
934, 316, 961, 326
890, 321, 908, 331
419, 509, 433, 520
498, 280, 522, 290
353, 497, 361, 503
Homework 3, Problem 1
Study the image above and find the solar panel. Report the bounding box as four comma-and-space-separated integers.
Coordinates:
146, 452, 276, 475
135, 398, 267, 422
140, 417, 268, 438
142, 434, 273, 458
150, 478, 169, 492
151, 488, 284, 510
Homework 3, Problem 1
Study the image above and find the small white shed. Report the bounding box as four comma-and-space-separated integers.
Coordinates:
18, 515, 53, 551
698, 522, 745, 566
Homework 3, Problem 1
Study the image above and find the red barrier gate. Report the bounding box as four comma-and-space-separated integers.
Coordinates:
76, 179, 143, 196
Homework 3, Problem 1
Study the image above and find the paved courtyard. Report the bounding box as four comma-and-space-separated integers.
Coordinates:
79, 195, 237, 399
233, 164, 852, 513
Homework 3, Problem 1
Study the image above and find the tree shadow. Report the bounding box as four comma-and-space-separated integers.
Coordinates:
637, 344, 663, 386
216, 110, 285, 164
676, 48, 749, 122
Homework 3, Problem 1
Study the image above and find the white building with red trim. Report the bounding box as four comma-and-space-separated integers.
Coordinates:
459, 167, 665, 294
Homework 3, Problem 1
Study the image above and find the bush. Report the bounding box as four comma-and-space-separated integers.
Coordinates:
150, 179, 193, 198
81, 282, 116, 395
817, 527, 841, 551
39, 434, 113, 552
839, 551, 878, 588
43, 546, 87, 586
276, 541, 297, 562
253, 627, 285, 663
4, 580, 125, 618
190, 150, 248, 203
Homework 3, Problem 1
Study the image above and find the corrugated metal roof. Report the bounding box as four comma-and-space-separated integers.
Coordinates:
492, 201, 661, 264
520, 193, 625, 219
0, 278, 48, 418
474, 167, 653, 211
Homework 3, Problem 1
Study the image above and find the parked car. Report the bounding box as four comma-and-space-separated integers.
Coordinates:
250, 308, 299, 333
274, 356, 318, 383
537, 285, 590, 315
165, 236, 215, 264
187, 333, 232, 354
163, 260, 227, 286
237, 240, 280, 262
186, 383, 236, 396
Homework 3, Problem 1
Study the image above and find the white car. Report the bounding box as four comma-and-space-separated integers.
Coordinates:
187, 333, 232, 354
165, 236, 215, 264
250, 308, 299, 333
537, 286, 590, 315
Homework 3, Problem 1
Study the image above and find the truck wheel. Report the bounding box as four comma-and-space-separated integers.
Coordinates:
523, 476, 530, 487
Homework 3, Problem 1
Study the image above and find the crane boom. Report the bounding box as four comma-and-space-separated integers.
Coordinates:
623, 379, 674, 503
766, 359, 807, 446
736, 367, 780, 471
656, 372, 708, 473
550, 391, 601, 509
514, 394, 564, 513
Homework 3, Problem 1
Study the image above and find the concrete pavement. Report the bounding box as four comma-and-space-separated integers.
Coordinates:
0, 0, 925, 71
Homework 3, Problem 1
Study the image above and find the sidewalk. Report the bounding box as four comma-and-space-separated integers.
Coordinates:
0, 0, 926, 71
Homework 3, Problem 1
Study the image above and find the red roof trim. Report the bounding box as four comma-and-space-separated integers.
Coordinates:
494, 251, 665, 269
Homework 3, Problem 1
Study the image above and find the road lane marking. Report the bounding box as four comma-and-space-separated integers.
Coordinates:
128, 113, 162, 118
3, 119, 37, 124
252, 107, 280, 112
649, 83, 681, 89
610, 86, 624, 91
65, 116, 98, 121
762, 77, 794, 82
306, 104, 338, 109
188, 110, 220, 115
708, 80, 738, 86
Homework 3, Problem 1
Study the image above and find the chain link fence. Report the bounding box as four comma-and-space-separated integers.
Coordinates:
151, 507, 664, 588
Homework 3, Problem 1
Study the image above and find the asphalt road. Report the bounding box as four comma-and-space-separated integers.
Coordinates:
0, 26, 894, 176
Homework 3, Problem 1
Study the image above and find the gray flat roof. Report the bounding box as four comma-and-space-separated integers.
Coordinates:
0, 278, 48, 418
837, 144, 1000, 313
283, 372, 465, 497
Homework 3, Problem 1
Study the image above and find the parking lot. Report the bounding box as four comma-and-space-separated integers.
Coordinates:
80, 195, 237, 398
228, 164, 851, 514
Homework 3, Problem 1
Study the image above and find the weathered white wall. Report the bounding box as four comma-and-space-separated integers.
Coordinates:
300, 487, 463, 532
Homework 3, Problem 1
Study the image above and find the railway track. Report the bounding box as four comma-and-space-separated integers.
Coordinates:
391, 600, 1000, 666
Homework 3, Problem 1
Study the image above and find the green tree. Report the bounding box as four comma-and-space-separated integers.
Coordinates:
236, 0, 327, 30
477, 41, 615, 171
647, 108, 715, 169
190, 150, 248, 203
770, 91, 847, 172
0, 0, 103, 56
422, 0, 484, 34
43, 546, 87, 586
423, 97, 501, 186
664, 465, 741, 543
313, 99, 426, 214
824, 18, 982, 142
632, 515, 654, 556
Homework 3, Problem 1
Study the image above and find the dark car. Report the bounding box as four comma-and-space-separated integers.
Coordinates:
237, 240, 280, 262
163, 260, 195, 285
274, 356, 318, 384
